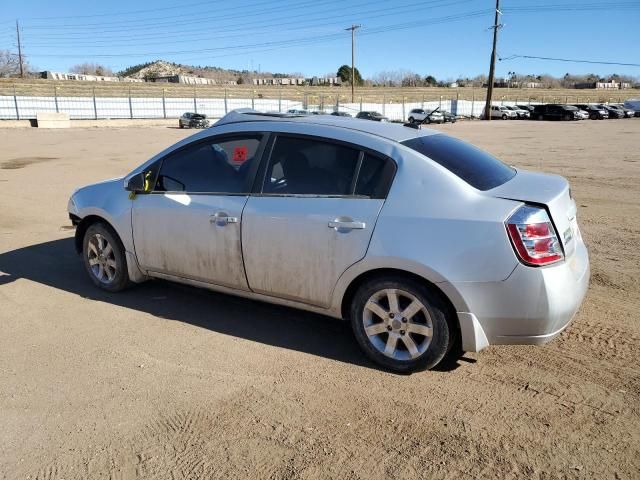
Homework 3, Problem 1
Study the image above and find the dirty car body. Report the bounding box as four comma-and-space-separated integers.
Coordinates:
68, 111, 590, 372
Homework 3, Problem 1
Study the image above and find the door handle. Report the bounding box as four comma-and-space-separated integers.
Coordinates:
328, 219, 366, 231
210, 212, 239, 225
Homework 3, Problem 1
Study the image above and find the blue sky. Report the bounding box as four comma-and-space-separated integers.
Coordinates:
1, 0, 639, 79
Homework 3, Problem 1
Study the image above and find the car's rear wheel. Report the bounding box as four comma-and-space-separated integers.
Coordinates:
408, 116, 415, 123
564, 114, 572, 121
536, 114, 544, 121
82, 223, 130, 292
350, 277, 452, 372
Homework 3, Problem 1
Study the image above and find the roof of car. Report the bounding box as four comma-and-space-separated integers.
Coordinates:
213, 110, 440, 142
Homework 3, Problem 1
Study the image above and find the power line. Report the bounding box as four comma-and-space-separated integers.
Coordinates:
500, 55, 640, 68
25, 0, 218, 20
24, 0, 345, 30
24, 0, 282, 26
23, 10, 493, 59
20, 0, 473, 46
23, 0, 458, 35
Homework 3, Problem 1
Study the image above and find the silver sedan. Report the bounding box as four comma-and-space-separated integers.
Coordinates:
68, 111, 590, 372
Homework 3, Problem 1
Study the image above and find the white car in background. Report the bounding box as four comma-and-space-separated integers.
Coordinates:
407, 108, 444, 124
504, 106, 530, 119
486, 105, 518, 120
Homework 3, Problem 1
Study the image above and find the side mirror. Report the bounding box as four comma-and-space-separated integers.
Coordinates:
124, 172, 146, 193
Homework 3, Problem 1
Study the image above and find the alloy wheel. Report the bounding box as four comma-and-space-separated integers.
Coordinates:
362, 288, 433, 361
87, 233, 117, 284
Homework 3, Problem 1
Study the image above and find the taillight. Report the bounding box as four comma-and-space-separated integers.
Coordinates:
506, 205, 564, 266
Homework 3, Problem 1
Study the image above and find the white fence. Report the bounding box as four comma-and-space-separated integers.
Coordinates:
0, 95, 540, 122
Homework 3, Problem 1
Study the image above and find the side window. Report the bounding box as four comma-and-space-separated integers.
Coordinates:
355, 153, 396, 199
263, 136, 360, 196
155, 135, 262, 193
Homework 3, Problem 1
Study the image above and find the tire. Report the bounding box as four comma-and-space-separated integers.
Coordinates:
350, 276, 453, 373
179, 122, 184, 129
82, 222, 130, 292
536, 114, 544, 121
564, 114, 572, 121
408, 117, 415, 124
589, 113, 596, 120
502, 114, 508, 120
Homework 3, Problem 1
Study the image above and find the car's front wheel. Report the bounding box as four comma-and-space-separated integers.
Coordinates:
82, 223, 130, 292
350, 277, 452, 372
408, 116, 415, 123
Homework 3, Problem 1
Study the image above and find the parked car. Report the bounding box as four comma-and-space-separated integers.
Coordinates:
504, 105, 530, 119
441, 111, 457, 123
68, 111, 589, 373
622, 99, 640, 117
331, 111, 352, 117
596, 105, 625, 119
609, 105, 634, 118
407, 108, 444, 124
516, 105, 536, 114
486, 105, 518, 120
573, 109, 589, 120
573, 104, 609, 120
356, 111, 389, 122
532, 104, 580, 121
179, 112, 210, 129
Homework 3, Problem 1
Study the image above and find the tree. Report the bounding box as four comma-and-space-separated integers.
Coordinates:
423, 75, 438, 86
337, 64, 363, 86
0, 49, 30, 77
236, 76, 244, 84
71, 62, 113, 76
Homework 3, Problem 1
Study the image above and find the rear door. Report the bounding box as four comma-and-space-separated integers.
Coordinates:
242, 134, 395, 307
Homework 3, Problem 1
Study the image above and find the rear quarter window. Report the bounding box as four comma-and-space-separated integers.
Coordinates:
401, 134, 516, 191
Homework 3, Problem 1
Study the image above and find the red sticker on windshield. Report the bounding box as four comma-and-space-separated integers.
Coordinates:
232, 146, 248, 164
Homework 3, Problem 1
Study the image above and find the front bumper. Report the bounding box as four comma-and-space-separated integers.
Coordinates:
450, 237, 590, 351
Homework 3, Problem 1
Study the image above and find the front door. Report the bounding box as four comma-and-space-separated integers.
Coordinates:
242, 135, 394, 307
132, 134, 265, 289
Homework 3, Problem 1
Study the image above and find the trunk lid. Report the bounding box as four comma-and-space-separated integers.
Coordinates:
486, 169, 578, 257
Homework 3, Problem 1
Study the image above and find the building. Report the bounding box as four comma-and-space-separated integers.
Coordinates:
149, 75, 219, 85
252, 76, 341, 86
40, 71, 143, 82
575, 80, 631, 89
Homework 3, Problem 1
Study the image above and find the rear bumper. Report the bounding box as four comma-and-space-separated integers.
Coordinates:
450, 238, 590, 352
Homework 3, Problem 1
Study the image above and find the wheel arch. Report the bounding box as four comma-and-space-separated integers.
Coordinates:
74, 214, 117, 254
74, 213, 147, 283
338, 267, 465, 355
339, 268, 458, 324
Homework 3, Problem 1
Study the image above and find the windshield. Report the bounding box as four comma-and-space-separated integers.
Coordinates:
401, 134, 516, 191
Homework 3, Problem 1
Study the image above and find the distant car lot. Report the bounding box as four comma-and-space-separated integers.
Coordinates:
1, 121, 638, 479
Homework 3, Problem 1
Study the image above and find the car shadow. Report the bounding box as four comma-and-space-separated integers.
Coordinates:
0, 238, 465, 373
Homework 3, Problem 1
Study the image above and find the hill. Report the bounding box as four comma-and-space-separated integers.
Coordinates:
116, 60, 291, 83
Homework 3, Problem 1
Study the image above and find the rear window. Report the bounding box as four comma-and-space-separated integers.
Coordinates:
401, 134, 516, 191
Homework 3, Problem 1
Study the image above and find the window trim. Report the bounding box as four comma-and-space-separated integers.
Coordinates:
148, 132, 270, 196
253, 132, 396, 199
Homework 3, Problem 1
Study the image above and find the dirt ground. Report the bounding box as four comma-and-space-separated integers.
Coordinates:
0, 119, 638, 480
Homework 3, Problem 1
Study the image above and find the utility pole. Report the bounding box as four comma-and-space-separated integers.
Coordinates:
483, 0, 501, 120
16, 20, 24, 78
345, 24, 360, 102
